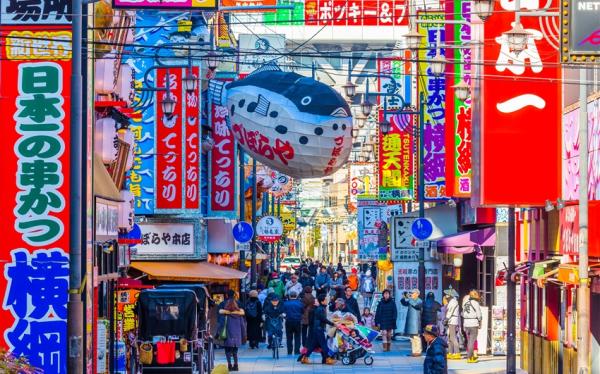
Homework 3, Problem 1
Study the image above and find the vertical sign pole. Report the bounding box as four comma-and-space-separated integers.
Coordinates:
507, 207, 516, 374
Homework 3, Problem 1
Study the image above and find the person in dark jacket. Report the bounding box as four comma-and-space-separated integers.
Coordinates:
301, 286, 315, 347
370, 262, 378, 281
374, 289, 397, 352
299, 270, 315, 289
308, 261, 317, 277
298, 294, 337, 365
244, 290, 263, 349
422, 324, 448, 374
315, 267, 331, 296
422, 292, 442, 329
220, 299, 246, 371
283, 291, 304, 355
342, 286, 361, 320
263, 295, 284, 349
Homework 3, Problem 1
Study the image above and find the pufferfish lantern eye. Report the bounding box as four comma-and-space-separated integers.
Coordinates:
301, 96, 312, 106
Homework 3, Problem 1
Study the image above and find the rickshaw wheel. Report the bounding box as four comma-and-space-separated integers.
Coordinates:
341, 356, 351, 365
364, 356, 374, 366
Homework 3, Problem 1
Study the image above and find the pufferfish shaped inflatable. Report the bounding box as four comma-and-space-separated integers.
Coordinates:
209, 65, 353, 179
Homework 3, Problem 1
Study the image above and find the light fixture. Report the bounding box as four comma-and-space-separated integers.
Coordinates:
202, 135, 215, 154
343, 80, 357, 98
182, 72, 198, 93
544, 200, 554, 212
472, 0, 494, 21
379, 118, 391, 135
557, 198, 566, 210
207, 51, 219, 71
161, 93, 176, 116
453, 254, 463, 268
430, 54, 447, 77
503, 23, 530, 55
357, 118, 366, 129
351, 128, 359, 138
447, 199, 457, 207
453, 79, 470, 101
403, 28, 424, 50
361, 100, 374, 117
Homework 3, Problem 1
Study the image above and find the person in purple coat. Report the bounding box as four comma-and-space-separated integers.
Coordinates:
220, 299, 247, 371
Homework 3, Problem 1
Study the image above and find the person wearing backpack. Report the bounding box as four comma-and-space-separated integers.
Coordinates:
461, 290, 482, 363
347, 268, 360, 291
360, 270, 375, 309
245, 290, 263, 349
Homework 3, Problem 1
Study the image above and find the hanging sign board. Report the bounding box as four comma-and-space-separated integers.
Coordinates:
113, 0, 218, 10
256, 216, 283, 243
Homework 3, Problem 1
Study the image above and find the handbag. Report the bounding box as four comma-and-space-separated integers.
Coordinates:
139, 342, 153, 365
218, 316, 228, 341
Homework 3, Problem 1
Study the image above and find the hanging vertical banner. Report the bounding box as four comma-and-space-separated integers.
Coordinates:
184, 66, 201, 210
0, 26, 72, 374
378, 56, 412, 109
378, 113, 414, 201
479, 1, 561, 205
445, 0, 472, 197
155, 68, 184, 210
348, 163, 377, 212
418, 11, 447, 201
209, 79, 237, 218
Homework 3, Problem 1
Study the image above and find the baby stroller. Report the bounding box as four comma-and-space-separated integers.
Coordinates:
336, 324, 378, 366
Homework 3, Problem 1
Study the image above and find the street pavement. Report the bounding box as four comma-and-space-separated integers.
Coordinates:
214, 338, 524, 374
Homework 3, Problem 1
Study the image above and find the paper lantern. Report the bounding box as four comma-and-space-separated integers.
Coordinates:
117, 63, 134, 105
95, 51, 117, 95
210, 65, 353, 179
95, 117, 118, 163
118, 189, 134, 231
118, 128, 135, 171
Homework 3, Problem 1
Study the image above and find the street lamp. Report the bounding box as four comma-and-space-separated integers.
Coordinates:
503, 23, 530, 55
403, 28, 424, 50
430, 54, 447, 77
452, 79, 470, 101
472, 0, 494, 21
161, 93, 176, 116
207, 51, 219, 71
182, 71, 198, 93
379, 118, 392, 135
351, 128, 359, 138
343, 80, 357, 98
361, 100, 374, 117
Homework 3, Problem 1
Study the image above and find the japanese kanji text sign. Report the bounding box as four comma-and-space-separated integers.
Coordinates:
1, 0, 71, 25
134, 223, 196, 258
304, 0, 408, 26
445, 0, 472, 197
256, 216, 283, 243
561, 0, 600, 62
348, 163, 376, 211
0, 26, 72, 374
480, 0, 561, 205
113, 0, 218, 10
378, 113, 414, 201
418, 11, 447, 201
209, 79, 237, 218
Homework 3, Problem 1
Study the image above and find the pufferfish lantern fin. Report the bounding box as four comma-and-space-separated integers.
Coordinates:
208, 79, 227, 106
248, 61, 282, 77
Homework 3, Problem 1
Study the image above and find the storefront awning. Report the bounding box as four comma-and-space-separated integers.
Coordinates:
558, 262, 600, 285
436, 227, 496, 254
130, 261, 247, 282
93, 155, 121, 201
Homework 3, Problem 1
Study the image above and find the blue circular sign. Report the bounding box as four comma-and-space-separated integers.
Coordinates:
411, 218, 433, 240
233, 221, 254, 243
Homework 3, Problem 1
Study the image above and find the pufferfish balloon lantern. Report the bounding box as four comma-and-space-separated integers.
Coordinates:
209, 64, 353, 179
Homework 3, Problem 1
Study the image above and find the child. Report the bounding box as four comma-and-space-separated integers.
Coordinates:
361, 307, 375, 329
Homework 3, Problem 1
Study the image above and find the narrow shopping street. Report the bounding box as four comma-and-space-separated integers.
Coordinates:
214, 338, 518, 374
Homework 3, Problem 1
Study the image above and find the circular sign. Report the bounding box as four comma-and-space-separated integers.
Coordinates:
232, 221, 254, 243
256, 216, 283, 243
411, 218, 433, 240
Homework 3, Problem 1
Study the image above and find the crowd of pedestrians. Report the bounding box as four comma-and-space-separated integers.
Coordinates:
216, 258, 484, 374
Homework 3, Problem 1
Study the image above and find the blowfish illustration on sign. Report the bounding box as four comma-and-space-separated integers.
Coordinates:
209, 64, 353, 178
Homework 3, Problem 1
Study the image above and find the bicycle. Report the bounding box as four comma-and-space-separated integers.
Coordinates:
265, 316, 284, 360
271, 333, 281, 359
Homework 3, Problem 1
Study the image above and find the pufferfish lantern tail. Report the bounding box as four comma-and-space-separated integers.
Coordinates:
208, 79, 228, 106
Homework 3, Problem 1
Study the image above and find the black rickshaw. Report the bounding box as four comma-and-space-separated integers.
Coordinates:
137, 289, 211, 373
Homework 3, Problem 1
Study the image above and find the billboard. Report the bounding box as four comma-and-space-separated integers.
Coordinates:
304, 0, 409, 26
348, 163, 377, 212
357, 199, 387, 261
238, 34, 286, 74
113, 0, 218, 10
0, 0, 71, 25
417, 11, 447, 201
561, 0, 600, 62
0, 26, 72, 374
378, 113, 414, 201
445, 0, 472, 197
479, 0, 561, 206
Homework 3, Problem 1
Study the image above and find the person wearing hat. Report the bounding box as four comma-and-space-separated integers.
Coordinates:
422, 324, 448, 374
267, 272, 286, 300
263, 294, 284, 349
442, 288, 460, 359
401, 289, 423, 356
245, 290, 263, 349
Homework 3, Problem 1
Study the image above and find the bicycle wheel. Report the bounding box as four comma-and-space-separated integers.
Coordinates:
273, 336, 280, 359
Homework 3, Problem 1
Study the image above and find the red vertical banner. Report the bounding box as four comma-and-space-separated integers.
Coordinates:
184, 66, 200, 210
480, 1, 561, 205
0, 26, 72, 374
156, 68, 184, 210
209, 78, 237, 217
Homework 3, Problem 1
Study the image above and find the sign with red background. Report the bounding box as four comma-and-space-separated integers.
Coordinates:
0, 25, 71, 374
480, 1, 561, 206
184, 66, 200, 210
304, 0, 408, 26
560, 203, 600, 257
209, 78, 237, 217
